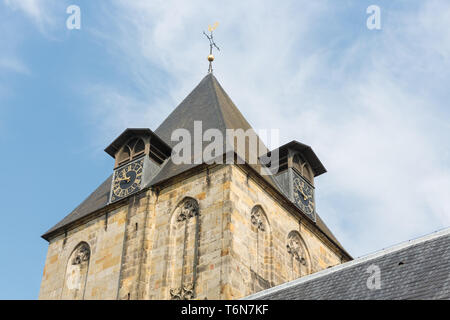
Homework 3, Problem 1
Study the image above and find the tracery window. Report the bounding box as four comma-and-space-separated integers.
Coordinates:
249, 205, 273, 291
61, 242, 91, 300
117, 138, 146, 166
293, 154, 313, 185
168, 198, 200, 300
286, 231, 310, 280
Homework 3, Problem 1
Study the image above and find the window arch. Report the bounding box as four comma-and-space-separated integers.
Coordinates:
248, 205, 273, 292
118, 145, 131, 165
61, 242, 91, 300
286, 231, 310, 280
167, 197, 200, 300
133, 139, 145, 156
293, 154, 313, 184
117, 138, 146, 166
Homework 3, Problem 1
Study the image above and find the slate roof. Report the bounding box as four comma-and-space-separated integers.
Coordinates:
262, 140, 327, 177
42, 74, 348, 256
42, 175, 113, 238
244, 227, 450, 300
150, 73, 277, 187
104, 128, 171, 159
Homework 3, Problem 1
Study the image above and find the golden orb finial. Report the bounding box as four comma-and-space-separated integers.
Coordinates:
203, 24, 220, 73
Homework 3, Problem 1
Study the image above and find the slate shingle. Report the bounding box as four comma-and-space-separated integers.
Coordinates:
245, 228, 450, 300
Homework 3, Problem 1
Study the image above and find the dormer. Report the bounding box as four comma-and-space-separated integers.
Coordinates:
105, 128, 171, 203
261, 140, 326, 222
105, 128, 171, 168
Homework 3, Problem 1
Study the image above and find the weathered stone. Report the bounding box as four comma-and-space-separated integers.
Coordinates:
39, 164, 348, 300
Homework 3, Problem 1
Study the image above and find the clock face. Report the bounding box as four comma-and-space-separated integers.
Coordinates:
111, 158, 144, 202
293, 174, 315, 217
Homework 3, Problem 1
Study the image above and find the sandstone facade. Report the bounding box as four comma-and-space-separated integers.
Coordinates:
39, 164, 348, 300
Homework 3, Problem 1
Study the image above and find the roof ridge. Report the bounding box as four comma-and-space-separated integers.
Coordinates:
208, 74, 228, 134
243, 226, 450, 300
210, 74, 254, 131
154, 74, 208, 133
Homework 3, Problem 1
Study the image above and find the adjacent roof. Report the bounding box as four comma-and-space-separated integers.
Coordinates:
244, 227, 450, 300
42, 74, 347, 255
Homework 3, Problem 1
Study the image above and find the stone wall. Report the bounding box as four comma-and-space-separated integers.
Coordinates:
226, 165, 343, 298
39, 164, 346, 300
39, 203, 129, 299
141, 165, 232, 300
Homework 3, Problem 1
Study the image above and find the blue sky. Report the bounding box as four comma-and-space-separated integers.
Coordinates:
0, 0, 449, 299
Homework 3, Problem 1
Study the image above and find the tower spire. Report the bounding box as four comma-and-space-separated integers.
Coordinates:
203, 22, 220, 74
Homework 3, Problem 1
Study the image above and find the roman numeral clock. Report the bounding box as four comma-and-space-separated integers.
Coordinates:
292, 170, 315, 217
104, 128, 172, 203
111, 157, 144, 202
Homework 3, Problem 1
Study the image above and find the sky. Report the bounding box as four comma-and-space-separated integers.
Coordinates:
0, 0, 449, 299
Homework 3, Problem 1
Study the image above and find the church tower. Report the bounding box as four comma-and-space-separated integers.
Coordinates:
39, 73, 351, 300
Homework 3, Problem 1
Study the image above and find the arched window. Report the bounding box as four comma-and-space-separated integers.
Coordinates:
286, 231, 310, 280
118, 145, 131, 165
167, 198, 200, 300
133, 139, 145, 157
117, 138, 146, 166
61, 242, 91, 300
249, 205, 273, 292
293, 154, 313, 184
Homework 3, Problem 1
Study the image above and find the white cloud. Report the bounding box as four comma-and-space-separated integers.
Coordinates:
3, 0, 55, 31
83, 0, 450, 257
0, 57, 30, 74
83, 84, 170, 153
0, 0, 66, 130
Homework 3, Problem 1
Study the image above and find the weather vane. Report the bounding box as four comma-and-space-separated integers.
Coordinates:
203, 22, 220, 74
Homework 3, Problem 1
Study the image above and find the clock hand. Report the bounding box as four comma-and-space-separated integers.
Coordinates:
300, 189, 308, 200
118, 176, 131, 183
